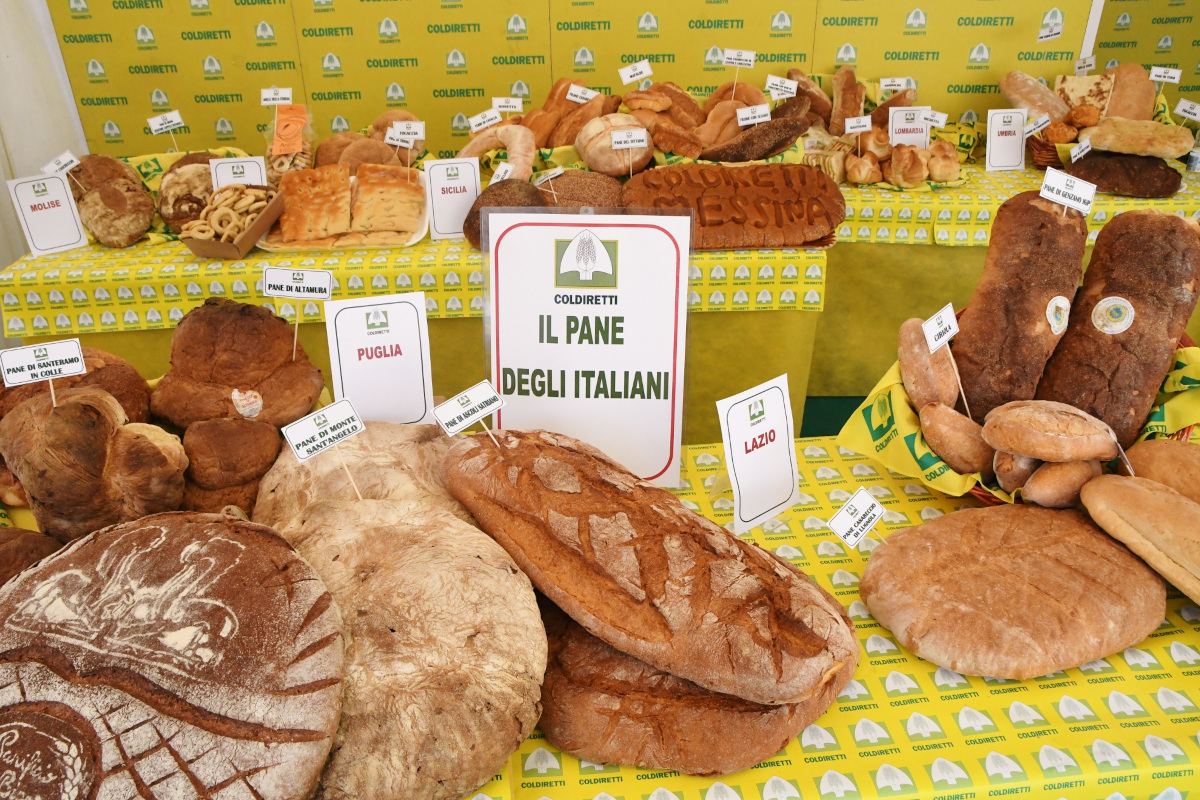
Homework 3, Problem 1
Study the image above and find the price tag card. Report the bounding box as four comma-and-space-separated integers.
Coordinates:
566, 84, 600, 104
922, 302, 958, 353
1175, 99, 1200, 122
42, 150, 79, 174
283, 399, 365, 462
262, 267, 333, 301
424, 157, 482, 240
920, 109, 949, 128
531, 166, 565, 186
1040, 166, 1096, 214
828, 486, 886, 548
611, 129, 649, 149
433, 379, 505, 435
1038, 23, 1063, 42
723, 48, 756, 68
889, 106, 931, 148
6, 174, 86, 257
716, 374, 802, 534
1074, 55, 1096, 76
1070, 139, 1092, 162
736, 104, 771, 126
490, 162, 515, 185
986, 109, 1026, 171
0, 339, 86, 387
392, 120, 425, 140
493, 97, 522, 113
260, 87, 293, 106
147, 110, 185, 135
209, 156, 267, 190
880, 77, 908, 92
618, 59, 653, 85
844, 115, 872, 135
325, 293, 435, 425
1024, 113, 1051, 138
765, 74, 798, 100
384, 129, 417, 148
1150, 66, 1182, 84
469, 108, 503, 133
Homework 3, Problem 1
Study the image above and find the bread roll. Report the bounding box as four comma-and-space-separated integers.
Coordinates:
549, 94, 604, 148
1036, 211, 1200, 447
67, 153, 140, 201
338, 138, 401, 175
519, 107, 562, 148
183, 418, 281, 514
919, 403, 994, 477
1082, 475, 1200, 603
861, 504, 1165, 678
1104, 63, 1155, 120
442, 430, 859, 705
786, 68, 833, 124
315, 131, 365, 167
982, 400, 1119, 462
898, 317, 958, 410
694, 99, 745, 148
78, 179, 154, 248
829, 65, 864, 135
952, 192, 1087, 418
857, 127, 892, 161
846, 152, 882, 184
1022, 459, 1101, 507
883, 144, 930, 188
870, 87, 917, 128
994, 451, 1041, 493
1122, 438, 1200, 503
651, 81, 707, 128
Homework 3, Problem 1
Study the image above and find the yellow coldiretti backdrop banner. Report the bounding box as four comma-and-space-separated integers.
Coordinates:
1095, 0, 1200, 110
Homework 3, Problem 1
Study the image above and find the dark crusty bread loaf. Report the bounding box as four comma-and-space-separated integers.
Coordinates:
1062, 151, 1182, 198
0, 527, 61, 586
539, 598, 851, 775
0, 512, 345, 800
951, 192, 1087, 419
442, 430, 858, 705
1036, 210, 1200, 447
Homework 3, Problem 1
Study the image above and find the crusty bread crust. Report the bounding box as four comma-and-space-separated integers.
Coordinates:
982, 400, 1119, 462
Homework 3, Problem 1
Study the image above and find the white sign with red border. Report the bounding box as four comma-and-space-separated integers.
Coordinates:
6, 174, 86, 258
486, 210, 691, 486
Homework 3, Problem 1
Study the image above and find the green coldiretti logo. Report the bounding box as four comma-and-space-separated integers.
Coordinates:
836, 43, 857, 63
801, 723, 841, 752
1087, 739, 1134, 772
103, 120, 121, 140
507, 14, 527, 34
1140, 735, 1189, 766
151, 88, 169, 107
863, 394, 894, 441
511, 80, 529, 98
1157, 35, 1173, 52
136, 157, 162, 180
522, 746, 562, 777
446, 49, 466, 70
749, 398, 765, 422
86, 59, 105, 79
203, 55, 222, 75
1036, 745, 1082, 777
969, 43, 990, 63
313, 0, 333, 7
191, 0, 210, 9
69, 0, 88, 13
758, 777, 801, 800
314, 413, 329, 428
379, 18, 398, 39
980, 752, 1025, 784
135, 25, 155, 46
1115, 12, 1131, 29
638, 12, 659, 32
904, 432, 942, 470
815, 771, 859, 799
771, 10, 791, 30
215, 118, 233, 137
704, 45, 724, 64
256, 21, 275, 42
872, 764, 916, 796
556, 230, 617, 288
366, 309, 389, 330
322, 53, 342, 74
451, 113, 469, 131
331, 115, 349, 132
851, 718, 894, 746
386, 83, 406, 103
1041, 8, 1063, 28
906, 9, 927, 30
926, 759, 972, 788
574, 47, 594, 67
33, 346, 48, 359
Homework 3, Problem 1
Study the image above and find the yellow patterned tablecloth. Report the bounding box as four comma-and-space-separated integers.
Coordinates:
0, 240, 827, 336
837, 164, 1200, 247
468, 435, 1200, 800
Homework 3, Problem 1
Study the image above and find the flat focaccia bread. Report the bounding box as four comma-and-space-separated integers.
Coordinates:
621, 163, 845, 250
350, 164, 424, 233
279, 163, 352, 242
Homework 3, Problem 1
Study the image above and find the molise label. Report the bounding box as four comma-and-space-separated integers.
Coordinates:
0, 339, 86, 387
434, 379, 506, 435
618, 60, 652, 85
283, 399, 364, 462
922, 302, 958, 353
737, 104, 771, 126
260, 87, 292, 105
262, 267, 333, 301
829, 486, 885, 548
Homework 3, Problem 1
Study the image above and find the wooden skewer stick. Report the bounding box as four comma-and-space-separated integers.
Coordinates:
335, 444, 364, 500
292, 303, 301, 361
48, 378, 56, 408
477, 416, 502, 449
946, 347, 971, 421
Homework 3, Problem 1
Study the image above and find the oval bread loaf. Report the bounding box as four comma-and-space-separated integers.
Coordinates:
442, 429, 859, 706
919, 403, 995, 478
982, 400, 1119, 462
994, 451, 1041, 493
1022, 459, 1101, 508
898, 318, 958, 411
1121, 438, 1200, 504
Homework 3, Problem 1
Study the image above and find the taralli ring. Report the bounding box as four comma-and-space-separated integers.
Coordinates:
209, 206, 238, 235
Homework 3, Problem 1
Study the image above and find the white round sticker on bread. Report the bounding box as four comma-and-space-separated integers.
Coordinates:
1046, 295, 1070, 335
231, 387, 264, 417
1092, 296, 1135, 335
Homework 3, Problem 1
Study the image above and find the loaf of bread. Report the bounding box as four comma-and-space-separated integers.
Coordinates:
1036, 211, 1200, 447
919, 402, 994, 477
898, 318, 958, 410
829, 66, 864, 136
786, 69, 833, 124
182, 417, 281, 515
651, 81, 707, 128
999, 71, 1070, 122
576, 113, 653, 176
463, 179, 550, 250
0, 527, 60, 585
870, 88, 917, 128
982, 400, 1119, 462
1079, 118, 1196, 159
700, 116, 808, 162
994, 451, 1041, 493
442, 430, 858, 705
621, 163, 844, 250
1022, 459, 1101, 507
1062, 151, 1182, 198
951, 192, 1087, 418
539, 599, 852, 776
1122, 438, 1200, 504
1082, 475, 1200, 604
0, 346, 148, 422
0, 512, 345, 800
1104, 63, 1156, 120
861, 504, 1165, 678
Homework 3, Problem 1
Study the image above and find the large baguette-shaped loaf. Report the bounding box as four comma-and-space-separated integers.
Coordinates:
442, 430, 858, 705
951, 192, 1086, 418
1036, 210, 1200, 447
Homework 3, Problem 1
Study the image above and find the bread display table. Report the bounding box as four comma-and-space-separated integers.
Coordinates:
451, 434, 1200, 800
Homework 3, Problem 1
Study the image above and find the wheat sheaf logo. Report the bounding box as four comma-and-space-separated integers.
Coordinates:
969, 43, 990, 63
507, 14, 527, 33
379, 17, 398, 38
771, 11, 791, 30
331, 115, 349, 132
386, 82, 405, 101
256, 20, 274, 40
556, 230, 617, 288
906, 8, 927, 29
574, 47, 594, 66
836, 43, 857, 63
639, 12, 659, 31
103, 120, 121, 139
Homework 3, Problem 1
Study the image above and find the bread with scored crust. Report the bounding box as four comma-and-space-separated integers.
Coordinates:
983, 400, 1119, 462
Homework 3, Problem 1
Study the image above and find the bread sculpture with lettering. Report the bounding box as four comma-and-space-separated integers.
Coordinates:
0, 512, 346, 800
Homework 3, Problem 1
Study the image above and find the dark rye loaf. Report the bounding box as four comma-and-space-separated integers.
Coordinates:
0, 512, 344, 800
442, 430, 858, 705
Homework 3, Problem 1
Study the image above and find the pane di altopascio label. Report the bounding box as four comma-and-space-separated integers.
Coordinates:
1, 339, 86, 387
434, 379, 506, 435
283, 399, 365, 462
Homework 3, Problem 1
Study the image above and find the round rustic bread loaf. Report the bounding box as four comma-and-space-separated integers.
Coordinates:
315, 131, 365, 167
0, 527, 61, 586
861, 504, 1164, 678
158, 163, 213, 233
78, 178, 155, 248
0, 346, 150, 421
68, 153, 141, 201
462, 179, 549, 250
185, 418, 282, 489
0, 512, 345, 800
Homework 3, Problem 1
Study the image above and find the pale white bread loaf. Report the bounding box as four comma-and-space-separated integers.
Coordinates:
1022, 459, 1101, 508
982, 400, 1119, 462
441, 430, 859, 706
0, 512, 345, 800
1081, 474, 1200, 604
1122, 438, 1200, 504
860, 504, 1164, 679
268, 499, 545, 800
1078, 118, 1196, 160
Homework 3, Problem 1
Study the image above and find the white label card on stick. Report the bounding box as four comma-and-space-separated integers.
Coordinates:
42, 151, 79, 175
723, 48, 755, 68
487, 210, 691, 486
0, 339, 86, 387
283, 400, 365, 462
490, 162, 515, 185
1150, 66, 1182, 84
880, 77, 908, 92
262, 267, 333, 301
1075, 55, 1096, 76
260, 87, 293, 105
1175, 99, 1200, 122
889, 106, 931, 148
1038, 23, 1063, 42
828, 486, 886, 548
922, 302, 958, 353
844, 115, 872, 134
147, 110, 184, 135
765, 74, 797, 100
566, 84, 600, 104
469, 108, 503, 133
392, 120, 425, 139
1070, 139, 1092, 162
423, 157, 482, 240
618, 60, 652, 85
920, 109, 948, 128
325, 292, 436, 425
1024, 113, 1051, 138
1040, 166, 1096, 214
611, 129, 649, 149
493, 97, 522, 112
716, 374, 802, 534
209, 156, 267, 190
737, 104, 771, 126
986, 109, 1026, 171
384, 129, 416, 148
6, 174, 86, 258
531, 166, 565, 186
433, 379, 506, 435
